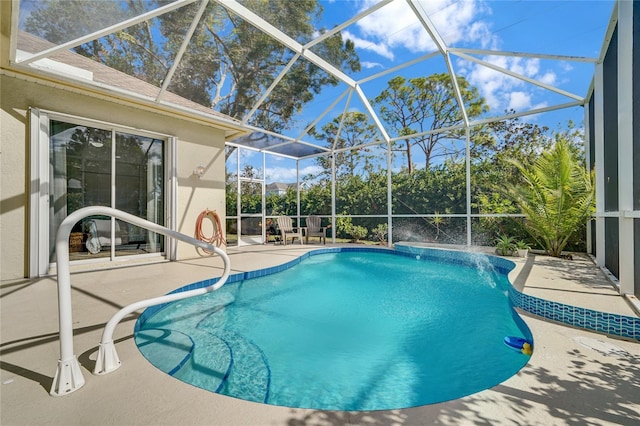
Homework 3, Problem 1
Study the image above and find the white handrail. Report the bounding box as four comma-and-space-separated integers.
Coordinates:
50, 207, 231, 397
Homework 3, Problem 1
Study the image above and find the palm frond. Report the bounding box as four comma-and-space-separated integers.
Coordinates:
500, 138, 594, 256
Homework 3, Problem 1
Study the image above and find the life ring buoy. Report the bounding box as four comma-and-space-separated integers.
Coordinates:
195, 209, 226, 254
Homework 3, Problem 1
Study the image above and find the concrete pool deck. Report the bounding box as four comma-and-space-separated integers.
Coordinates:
1, 244, 639, 425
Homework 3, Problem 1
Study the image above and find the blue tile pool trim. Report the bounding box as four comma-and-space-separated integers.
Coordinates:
508, 287, 640, 340
136, 245, 640, 341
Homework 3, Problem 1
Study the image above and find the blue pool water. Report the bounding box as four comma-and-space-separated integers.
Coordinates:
135, 249, 532, 411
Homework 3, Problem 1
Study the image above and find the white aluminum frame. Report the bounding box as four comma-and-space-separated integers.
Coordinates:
11, 0, 603, 160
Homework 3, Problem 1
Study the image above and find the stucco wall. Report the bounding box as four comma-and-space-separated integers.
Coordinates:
0, 75, 29, 279
1, 73, 227, 280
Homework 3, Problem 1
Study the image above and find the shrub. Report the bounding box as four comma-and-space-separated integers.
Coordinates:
503, 139, 594, 257
350, 225, 368, 242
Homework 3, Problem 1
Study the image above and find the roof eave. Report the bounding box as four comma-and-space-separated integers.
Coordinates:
2, 63, 251, 140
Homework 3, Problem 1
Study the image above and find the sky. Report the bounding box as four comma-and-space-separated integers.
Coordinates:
254, 0, 616, 182
324, 0, 611, 115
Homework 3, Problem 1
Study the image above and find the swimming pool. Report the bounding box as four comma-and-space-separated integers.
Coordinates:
135, 248, 532, 411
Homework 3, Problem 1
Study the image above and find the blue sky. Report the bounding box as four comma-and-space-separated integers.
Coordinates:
307, 0, 614, 129
255, 0, 616, 182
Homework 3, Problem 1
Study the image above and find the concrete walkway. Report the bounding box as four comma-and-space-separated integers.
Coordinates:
1, 244, 638, 425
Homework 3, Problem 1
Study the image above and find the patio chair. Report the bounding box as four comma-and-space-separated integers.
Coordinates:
305, 215, 326, 244
276, 216, 304, 245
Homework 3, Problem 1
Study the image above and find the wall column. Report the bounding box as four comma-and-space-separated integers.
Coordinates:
617, 0, 635, 295
584, 102, 593, 254
594, 63, 606, 268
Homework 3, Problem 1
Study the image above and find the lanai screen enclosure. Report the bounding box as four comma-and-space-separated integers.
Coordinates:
9, 0, 639, 296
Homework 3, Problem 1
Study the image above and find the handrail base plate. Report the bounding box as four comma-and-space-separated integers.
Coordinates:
50, 356, 85, 396
93, 340, 121, 375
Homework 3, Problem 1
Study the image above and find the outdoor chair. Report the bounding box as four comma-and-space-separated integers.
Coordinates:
305, 215, 326, 244
276, 216, 304, 245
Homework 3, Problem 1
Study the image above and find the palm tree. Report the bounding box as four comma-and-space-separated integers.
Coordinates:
504, 138, 594, 257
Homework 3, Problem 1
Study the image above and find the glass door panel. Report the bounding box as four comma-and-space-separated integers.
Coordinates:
50, 120, 112, 261
115, 132, 164, 257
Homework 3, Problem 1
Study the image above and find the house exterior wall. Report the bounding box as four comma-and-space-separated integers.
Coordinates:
0, 73, 227, 280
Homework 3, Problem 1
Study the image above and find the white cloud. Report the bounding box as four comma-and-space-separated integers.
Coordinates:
238, 148, 259, 163
559, 61, 574, 72
523, 59, 540, 77
343, 30, 394, 60
353, 0, 491, 58
532, 101, 548, 110
539, 71, 557, 85
519, 101, 549, 124
355, 1, 429, 54
461, 55, 559, 113
361, 61, 383, 69
266, 165, 323, 182
467, 21, 496, 49
344, 0, 571, 117
507, 91, 531, 110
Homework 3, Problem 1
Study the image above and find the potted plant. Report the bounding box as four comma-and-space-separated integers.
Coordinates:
495, 234, 517, 256
515, 240, 530, 258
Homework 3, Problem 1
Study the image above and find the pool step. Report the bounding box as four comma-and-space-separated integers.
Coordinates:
134, 328, 194, 375
171, 328, 232, 392
195, 308, 271, 402
135, 327, 233, 394
136, 291, 269, 400
215, 330, 271, 403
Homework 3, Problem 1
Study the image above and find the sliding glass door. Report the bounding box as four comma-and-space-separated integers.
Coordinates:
48, 118, 166, 264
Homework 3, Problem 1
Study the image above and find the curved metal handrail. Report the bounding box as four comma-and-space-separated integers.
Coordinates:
50, 207, 230, 397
